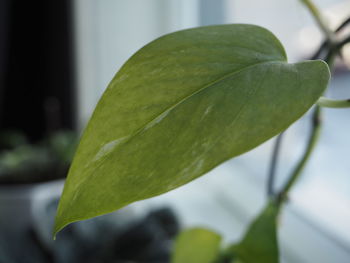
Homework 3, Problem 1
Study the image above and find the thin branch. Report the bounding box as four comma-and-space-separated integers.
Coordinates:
317, 97, 350, 108
311, 15, 350, 60
266, 1, 349, 202
277, 106, 322, 204
311, 41, 328, 60
334, 17, 350, 33
274, 26, 341, 204
299, 0, 335, 43
267, 133, 284, 198
336, 35, 350, 49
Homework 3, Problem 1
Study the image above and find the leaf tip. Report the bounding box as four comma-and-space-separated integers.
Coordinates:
52, 217, 67, 240
53, 202, 73, 239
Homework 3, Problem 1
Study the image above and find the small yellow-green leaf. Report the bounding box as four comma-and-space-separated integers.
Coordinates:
172, 228, 222, 263
54, 24, 330, 235
229, 202, 280, 263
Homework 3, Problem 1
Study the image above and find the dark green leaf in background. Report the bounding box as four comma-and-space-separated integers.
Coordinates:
228, 202, 280, 263
54, 24, 330, 235
172, 228, 222, 263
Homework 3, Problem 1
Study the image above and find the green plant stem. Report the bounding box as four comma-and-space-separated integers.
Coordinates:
267, 133, 284, 198
337, 35, 350, 48
315, 35, 350, 108
299, 0, 334, 43
273, 1, 350, 205
311, 15, 350, 59
317, 97, 350, 108
277, 106, 321, 204
267, 1, 342, 202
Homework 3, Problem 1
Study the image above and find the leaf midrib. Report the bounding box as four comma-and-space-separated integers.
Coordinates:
87, 60, 285, 174
115, 60, 285, 144
56, 59, 287, 232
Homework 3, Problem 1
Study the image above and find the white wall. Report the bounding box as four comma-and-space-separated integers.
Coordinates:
226, 0, 346, 61
74, 0, 200, 128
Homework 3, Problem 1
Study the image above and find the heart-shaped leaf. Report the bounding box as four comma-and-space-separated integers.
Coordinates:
172, 228, 222, 263
228, 202, 280, 263
54, 24, 329, 235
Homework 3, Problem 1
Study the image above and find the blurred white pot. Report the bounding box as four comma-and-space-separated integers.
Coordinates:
0, 179, 64, 258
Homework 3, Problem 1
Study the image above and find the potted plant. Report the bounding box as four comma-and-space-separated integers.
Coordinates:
0, 130, 77, 262
52, 0, 350, 262
0, 131, 181, 262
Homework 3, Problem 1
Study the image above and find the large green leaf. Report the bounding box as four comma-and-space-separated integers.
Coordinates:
172, 228, 222, 263
228, 202, 280, 263
54, 24, 330, 234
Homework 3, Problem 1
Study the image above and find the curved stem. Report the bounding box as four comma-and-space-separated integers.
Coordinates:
266, 0, 340, 201
266, 1, 339, 201
311, 41, 328, 60
335, 17, 350, 33
277, 106, 322, 204
299, 0, 334, 43
267, 133, 284, 198
267, 0, 347, 205
337, 35, 350, 49
311, 15, 350, 60
317, 97, 350, 108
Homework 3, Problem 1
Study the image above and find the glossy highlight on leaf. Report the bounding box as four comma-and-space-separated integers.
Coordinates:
54, 24, 330, 235
172, 228, 222, 263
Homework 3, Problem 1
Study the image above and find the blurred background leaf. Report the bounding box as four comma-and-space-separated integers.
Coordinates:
172, 227, 222, 263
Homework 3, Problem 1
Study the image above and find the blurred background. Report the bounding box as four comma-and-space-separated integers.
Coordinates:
0, 0, 349, 262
